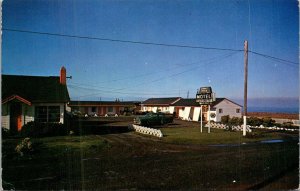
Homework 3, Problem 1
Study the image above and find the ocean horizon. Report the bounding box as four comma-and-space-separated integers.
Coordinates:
248, 107, 299, 114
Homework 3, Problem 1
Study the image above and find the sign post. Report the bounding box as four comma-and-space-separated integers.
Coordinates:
208, 105, 211, 133
200, 105, 203, 133
196, 87, 215, 133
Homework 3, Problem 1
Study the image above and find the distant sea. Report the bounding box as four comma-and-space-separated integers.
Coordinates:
232, 97, 299, 114
248, 107, 299, 114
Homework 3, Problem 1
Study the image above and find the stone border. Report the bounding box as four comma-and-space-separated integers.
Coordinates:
130, 124, 163, 138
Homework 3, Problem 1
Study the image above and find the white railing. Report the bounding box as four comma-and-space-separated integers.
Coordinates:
250, 125, 299, 132
130, 124, 163, 138
205, 123, 252, 132
205, 123, 299, 132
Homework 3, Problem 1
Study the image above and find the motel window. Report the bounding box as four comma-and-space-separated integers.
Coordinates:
91, 107, 97, 113
236, 109, 240, 113
108, 107, 113, 113
35, 106, 60, 123
218, 108, 223, 113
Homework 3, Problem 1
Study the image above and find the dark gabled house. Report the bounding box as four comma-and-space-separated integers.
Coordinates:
2, 67, 70, 133
68, 100, 141, 116
170, 98, 242, 122
141, 97, 181, 113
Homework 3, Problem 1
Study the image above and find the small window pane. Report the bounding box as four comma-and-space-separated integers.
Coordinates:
35, 106, 47, 122
91, 107, 97, 113
48, 106, 60, 122
108, 107, 113, 112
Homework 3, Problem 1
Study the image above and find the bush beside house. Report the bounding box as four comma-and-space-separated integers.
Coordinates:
20, 121, 68, 137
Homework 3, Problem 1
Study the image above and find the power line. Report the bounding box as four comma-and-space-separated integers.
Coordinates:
110, 51, 238, 92
69, 51, 237, 87
3, 28, 243, 52
70, 51, 239, 98
5, 26, 298, 75
68, 84, 181, 98
249, 50, 298, 66
4, 28, 298, 66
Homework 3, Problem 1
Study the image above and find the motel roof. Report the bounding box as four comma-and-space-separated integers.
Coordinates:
2, 75, 70, 104
211, 98, 242, 107
142, 97, 181, 106
170, 98, 242, 108
69, 101, 140, 106
171, 98, 199, 106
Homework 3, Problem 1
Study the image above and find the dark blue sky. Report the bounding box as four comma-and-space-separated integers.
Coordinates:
2, 0, 299, 106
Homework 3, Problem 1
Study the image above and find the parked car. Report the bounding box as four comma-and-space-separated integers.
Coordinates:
134, 112, 173, 126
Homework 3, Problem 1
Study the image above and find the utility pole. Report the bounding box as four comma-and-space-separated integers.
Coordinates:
243, 40, 248, 136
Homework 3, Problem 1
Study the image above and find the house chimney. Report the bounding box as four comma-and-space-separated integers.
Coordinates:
60, 66, 66, 85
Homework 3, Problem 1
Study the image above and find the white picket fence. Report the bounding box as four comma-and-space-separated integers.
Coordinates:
250, 125, 299, 132
131, 124, 163, 138
205, 123, 299, 132
205, 123, 252, 132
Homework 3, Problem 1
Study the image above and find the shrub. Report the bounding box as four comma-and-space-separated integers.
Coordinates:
20, 121, 68, 137
15, 137, 34, 157
221, 115, 230, 124
247, 117, 263, 126
228, 117, 243, 126
262, 117, 275, 127
274, 123, 282, 127
282, 122, 293, 128
2, 127, 10, 138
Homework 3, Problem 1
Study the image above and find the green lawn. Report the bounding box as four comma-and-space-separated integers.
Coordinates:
161, 126, 288, 145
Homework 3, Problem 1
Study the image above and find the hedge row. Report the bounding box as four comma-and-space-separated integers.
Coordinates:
220, 115, 280, 127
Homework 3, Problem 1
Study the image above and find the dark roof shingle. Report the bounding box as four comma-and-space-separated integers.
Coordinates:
171, 98, 199, 106
2, 75, 70, 103
69, 101, 139, 106
171, 98, 242, 107
142, 97, 181, 105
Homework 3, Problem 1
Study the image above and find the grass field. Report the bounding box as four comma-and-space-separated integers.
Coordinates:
2, 122, 299, 190
161, 126, 284, 145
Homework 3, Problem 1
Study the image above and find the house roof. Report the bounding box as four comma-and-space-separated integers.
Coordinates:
171, 98, 199, 106
211, 98, 242, 108
142, 97, 181, 106
69, 101, 140, 107
211, 98, 226, 107
171, 98, 242, 108
2, 75, 70, 103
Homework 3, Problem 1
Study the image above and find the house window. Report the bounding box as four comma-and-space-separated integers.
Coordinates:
218, 109, 223, 113
91, 107, 97, 113
236, 109, 240, 113
35, 106, 47, 122
108, 107, 113, 113
48, 106, 61, 122
35, 106, 60, 123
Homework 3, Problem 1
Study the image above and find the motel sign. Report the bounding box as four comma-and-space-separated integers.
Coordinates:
196, 87, 215, 105
196, 86, 215, 133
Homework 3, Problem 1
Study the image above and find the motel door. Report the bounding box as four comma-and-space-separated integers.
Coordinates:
10, 103, 22, 133
175, 108, 180, 118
